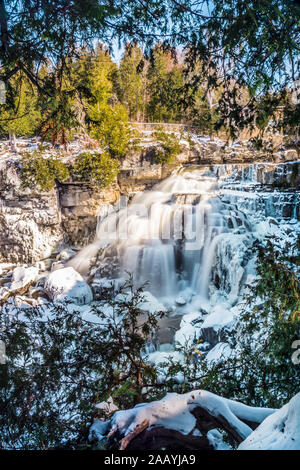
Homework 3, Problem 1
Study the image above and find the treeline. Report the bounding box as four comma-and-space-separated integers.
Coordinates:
1, 41, 298, 152
0, 42, 226, 149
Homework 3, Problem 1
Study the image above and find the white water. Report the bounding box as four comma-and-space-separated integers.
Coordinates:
71, 163, 299, 312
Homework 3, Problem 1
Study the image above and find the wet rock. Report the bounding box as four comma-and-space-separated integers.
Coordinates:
0, 286, 10, 302
283, 149, 298, 161
200, 326, 219, 347
175, 296, 186, 306
155, 315, 182, 345
282, 204, 293, 218
56, 247, 76, 262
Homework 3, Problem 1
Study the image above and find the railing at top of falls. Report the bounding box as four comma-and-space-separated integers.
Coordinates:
128, 121, 284, 141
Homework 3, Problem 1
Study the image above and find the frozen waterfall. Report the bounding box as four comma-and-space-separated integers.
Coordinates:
70, 162, 299, 308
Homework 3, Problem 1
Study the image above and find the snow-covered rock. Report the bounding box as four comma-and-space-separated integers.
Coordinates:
95, 397, 119, 417
10, 266, 39, 295
175, 296, 186, 306
44, 267, 93, 305
206, 342, 233, 364
238, 392, 300, 450
139, 291, 167, 314
56, 248, 76, 262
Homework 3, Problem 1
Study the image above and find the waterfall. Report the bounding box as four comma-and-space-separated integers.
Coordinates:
70, 162, 299, 308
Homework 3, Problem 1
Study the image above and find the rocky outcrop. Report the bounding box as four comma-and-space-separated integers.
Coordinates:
44, 266, 93, 304
0, 160, 63, 263
10, 266, 39, 295
0, 139, 299, 264
58, 181, 120, 247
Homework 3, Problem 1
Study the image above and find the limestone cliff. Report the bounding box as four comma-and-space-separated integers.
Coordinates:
0, 138, 299, 264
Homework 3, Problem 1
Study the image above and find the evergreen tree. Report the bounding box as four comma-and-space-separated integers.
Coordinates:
77, 43, 117, 114
147, 45, 185, 122
0, 278, 164, 449
38, 68, 78, 149
117, 43, 147, 121
0, 73, 39, 151
89, 103, 132, 158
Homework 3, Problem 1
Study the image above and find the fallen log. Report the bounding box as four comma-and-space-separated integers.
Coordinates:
90, 390, 276, 450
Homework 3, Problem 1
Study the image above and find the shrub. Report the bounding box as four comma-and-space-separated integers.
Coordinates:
21, 152, 69, 191
0, 278, 164, 449
153, 126, 181, 164
89, 104, 132, 158
73, 151, 119, 188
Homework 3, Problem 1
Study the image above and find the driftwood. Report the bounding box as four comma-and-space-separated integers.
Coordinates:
106, 406, 253, 451
119, 419, 149, 450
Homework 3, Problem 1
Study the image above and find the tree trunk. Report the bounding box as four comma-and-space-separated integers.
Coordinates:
0, 0, 9, 58
9, 132, 17, 152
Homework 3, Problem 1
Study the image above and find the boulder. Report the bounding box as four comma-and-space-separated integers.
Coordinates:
56, 248, 76, 262
10, 266, 39, 295
44, 266, 93, 305
200, 326, 219, 347
175, 296, 186, 306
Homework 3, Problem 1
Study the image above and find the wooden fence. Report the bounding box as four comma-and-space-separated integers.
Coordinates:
129, 121, 284, 143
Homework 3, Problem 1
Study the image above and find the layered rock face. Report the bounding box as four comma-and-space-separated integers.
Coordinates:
0, 139, 299, 264
0, 147, 189, 263
58, 182, 120, 247
0, 159, 63, 263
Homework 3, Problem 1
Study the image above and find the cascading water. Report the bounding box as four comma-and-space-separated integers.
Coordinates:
70, 161, 299, 349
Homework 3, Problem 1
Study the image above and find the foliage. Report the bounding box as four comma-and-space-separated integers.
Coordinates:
180, 0, 300, 136
147, 45, 185, 122
21, 152, 69, 191
90, 279, 165, 408
73, 44, 117, 124
165, 239, 300, 409
116, 43, 147, 121
0, 73, 40, 140
0, 278, 164, 449
153, 126, 181, 164
1, 1, 299, 138
73, 151, 119, 188
89, 103, 132, 158
38, 72, 78, 148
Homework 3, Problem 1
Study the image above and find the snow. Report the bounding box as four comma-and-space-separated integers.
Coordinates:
207, 429, 232, 450
44, 267, 93, 305
201, 302, 235, 331
206, 342, 233, 364
147, 349, 184, 366
90, 390, 276, 447
238, 392, 300, 450
175, 296, 186, 305
174, 311, 203, 346
9, 266, 39, 294
56, 248, 76, 262
139, 291, 167, 314
95, 397, 119, 416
